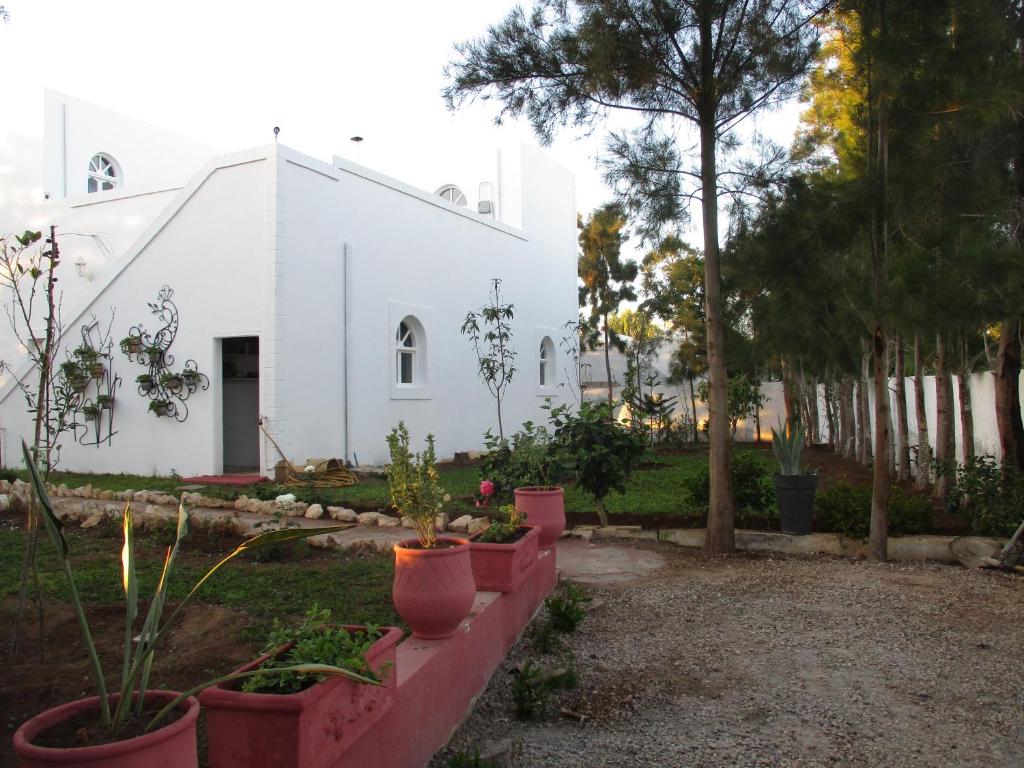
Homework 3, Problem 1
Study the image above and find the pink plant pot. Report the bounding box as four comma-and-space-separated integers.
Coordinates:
13, 691, 199, 768
393, 536, 476, 640
469, 525, 541, 592
514, 487, 565, 549
199, 625, 402, 768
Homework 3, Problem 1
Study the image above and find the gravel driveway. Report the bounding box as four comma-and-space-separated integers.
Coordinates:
433, 543, 1024, 768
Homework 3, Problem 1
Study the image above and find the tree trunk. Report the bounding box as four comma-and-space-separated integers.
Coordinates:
957, 371, 975, 464
933, 332, 955, 501
823, 381, 836, 450
697, 26, 734, 554
870, 328, 891, 561
993, 317, 1024, 471
894, 334, 910, 481
603, 315, 613, 408
806, 378, 820, 444
843, 378, 856, 458
689, 374, 699, 443
913, 334, 932, 490
858, 351, 872, 466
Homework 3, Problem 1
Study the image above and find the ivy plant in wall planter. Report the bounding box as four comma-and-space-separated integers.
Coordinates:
149, 400, 173, 418
97, 394, 114, 411
120, 336, 142, 355
82, 403, 100, 422
123, 285, 209, 424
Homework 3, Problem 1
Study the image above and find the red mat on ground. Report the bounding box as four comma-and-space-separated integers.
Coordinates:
180, 474, 266, 486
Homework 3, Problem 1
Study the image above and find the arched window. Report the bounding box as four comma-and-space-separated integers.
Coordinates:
539, 336, 555, 387
435, 184, 467, 207
396, 319, 418, 385
87, 154, 121, 193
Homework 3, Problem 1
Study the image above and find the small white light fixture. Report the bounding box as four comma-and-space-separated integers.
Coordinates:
74, 256, 92, 280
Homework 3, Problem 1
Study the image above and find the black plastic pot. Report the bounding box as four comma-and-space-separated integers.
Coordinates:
774, 474, 818, 535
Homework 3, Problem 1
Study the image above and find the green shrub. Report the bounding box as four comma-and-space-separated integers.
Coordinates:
479, 421, 566, 502
241, 605, 385, 694
815, 483, 934, 539
947, 456, 1024, 537
686, 450, 776, 522
545, 583, 589, 633
511, 656, 578, 720
0, 467, 18, 483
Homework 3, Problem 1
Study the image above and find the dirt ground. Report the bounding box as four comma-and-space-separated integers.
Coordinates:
435, 541, 1024, 768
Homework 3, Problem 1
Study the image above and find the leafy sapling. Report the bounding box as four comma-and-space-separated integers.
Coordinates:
461, 277, 516, 439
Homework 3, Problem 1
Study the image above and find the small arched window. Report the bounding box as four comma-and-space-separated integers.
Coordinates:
435, 184, 467, 207
396, 319, 418, 385
539, 336, 555, 386
87, 154, 121, 193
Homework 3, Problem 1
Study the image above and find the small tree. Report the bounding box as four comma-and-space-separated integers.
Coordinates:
549, 400, 646, 527
697, 374, 765, 440
462, 278, 517, 439
386, 422, 446, 549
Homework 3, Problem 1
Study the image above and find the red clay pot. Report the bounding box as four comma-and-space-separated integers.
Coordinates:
393, 536, 475, 640
200, 625, 402, 768
12, 691, 199, 768
469, 525, 541, 592
514, 487, 565, 548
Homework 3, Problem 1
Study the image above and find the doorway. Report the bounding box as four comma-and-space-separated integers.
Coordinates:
222, 337, 259, 473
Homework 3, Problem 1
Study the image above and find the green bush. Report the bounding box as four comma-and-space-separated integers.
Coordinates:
479, 421, 566, 501
511, 657, 578, 720
814, 483, 934, 539
544, 583, 589, 633
0, 467, 18, 483
947, 456, 1024, 537
686, 450, 776, 523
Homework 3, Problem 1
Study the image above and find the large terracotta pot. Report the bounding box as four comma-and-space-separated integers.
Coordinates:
469, 525, 541, 592
514, 487, 565, 548
393, 536, 475, 640
200, 625, 402, 768
13, 691, 199, 768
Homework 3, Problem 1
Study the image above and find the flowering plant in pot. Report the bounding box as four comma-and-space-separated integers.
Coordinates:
469, 504, 541, 592
482, 420, 569, 548
14, 441, 364, 768
201, 605, 402, 767
771, 418, 817, 535
387, 421, 476, 640
119, 335, 142, 355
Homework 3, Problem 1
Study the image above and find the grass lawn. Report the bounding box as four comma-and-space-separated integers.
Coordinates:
9, 447, 778, 520
0, 523, 399, 642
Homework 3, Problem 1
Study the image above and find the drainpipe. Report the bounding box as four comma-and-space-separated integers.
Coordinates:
61, 103, 69, 198
342, 243, 352, 465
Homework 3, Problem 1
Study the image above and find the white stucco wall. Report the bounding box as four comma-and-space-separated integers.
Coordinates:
0, 151, 266, 475
42, 90, 218, 200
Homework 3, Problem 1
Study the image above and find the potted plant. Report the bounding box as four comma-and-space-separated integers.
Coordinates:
771, 418, 817, 535
181, 369, 200, 388
82, 403, 100, 422
482, 420, 568, 548
143, 344, 162, 363
201, 606, 402, 768
149, 400, 172, 417
59, 360, 83, 383
160, 372, 183, 390
75, 346, 99, 367
88, 361, 106, 379
548, 401, 647, 530
387, 421, 475, 640
97, 394, 114, 410
120, 336, 143, 355
136, 373, 156, 392
469, 504, 540, 592
13, 442, 358, 768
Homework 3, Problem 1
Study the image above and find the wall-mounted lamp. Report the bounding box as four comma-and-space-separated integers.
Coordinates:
74, 257, 92, 280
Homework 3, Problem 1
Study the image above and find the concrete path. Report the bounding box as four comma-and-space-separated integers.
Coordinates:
554, 537, 666, 586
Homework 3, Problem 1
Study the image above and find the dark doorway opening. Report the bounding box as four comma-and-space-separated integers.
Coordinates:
222, 336, 259, 473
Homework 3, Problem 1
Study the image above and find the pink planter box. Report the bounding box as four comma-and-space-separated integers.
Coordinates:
469, 525, 541, 592
200, 625, 402, 768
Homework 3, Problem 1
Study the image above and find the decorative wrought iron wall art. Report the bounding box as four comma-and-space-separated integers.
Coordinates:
59, 315, 122, 447
121, 285, 208, 422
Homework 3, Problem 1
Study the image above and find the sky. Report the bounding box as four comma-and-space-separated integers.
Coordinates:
0, 0, 804, 252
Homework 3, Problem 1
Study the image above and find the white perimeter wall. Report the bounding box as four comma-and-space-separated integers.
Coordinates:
0, 151, 266, 475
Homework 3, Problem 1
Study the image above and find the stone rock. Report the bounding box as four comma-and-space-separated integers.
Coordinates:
133, 491, 149, 503
356, 512, 381, 526
97, 490, 114, 501
202, 497, 224, 509
0, 494, 8, 512
468, 516, 492, 536
327, 506, 357, 522
234, 495, 249, 511
80, 511, 107, 529
305, 503, 325, 519
377, 514, 400, 528
401, 516, 415, 529
0, 479, 8, 492
76, 484, 94, 499
434, 512, 450, 532
449, 515, 473, 533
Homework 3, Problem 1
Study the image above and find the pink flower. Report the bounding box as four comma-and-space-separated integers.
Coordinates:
479, 479, 495, 498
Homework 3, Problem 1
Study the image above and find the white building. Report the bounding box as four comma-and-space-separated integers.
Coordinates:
0, 92, 577, 476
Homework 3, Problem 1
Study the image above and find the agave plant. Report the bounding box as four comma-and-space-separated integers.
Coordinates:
770, 418, 806, 476
21, 440, 380, 737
